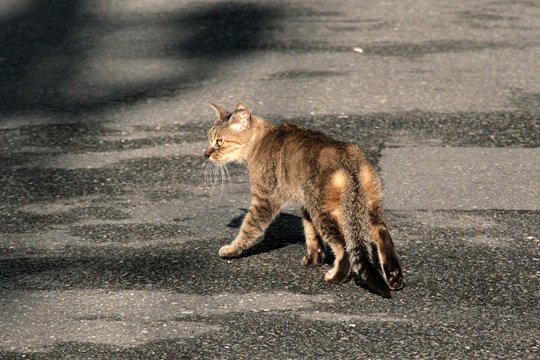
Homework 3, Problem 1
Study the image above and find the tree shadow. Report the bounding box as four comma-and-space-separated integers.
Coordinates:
0, 0, 84, 114
0, 1, 283, 116
0, 1, 288, 302
227, 210, 306, 257
0, 1, 284, 207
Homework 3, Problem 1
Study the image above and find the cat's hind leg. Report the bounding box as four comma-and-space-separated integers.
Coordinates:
300, 208, 325, 267
360, 163, 404, 290
219, 197, 279, 258
309, 208, 350, 284
370, 222, 404, 290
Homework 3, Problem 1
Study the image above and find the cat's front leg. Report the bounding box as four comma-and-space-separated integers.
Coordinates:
219, 199, 279, 258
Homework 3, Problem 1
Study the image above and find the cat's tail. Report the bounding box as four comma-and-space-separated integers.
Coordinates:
341, 173, 392, 298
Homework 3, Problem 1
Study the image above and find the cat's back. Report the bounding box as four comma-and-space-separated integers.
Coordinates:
260, 122, 366, 168
268, 122, 343, 148
276, 122, 363, 156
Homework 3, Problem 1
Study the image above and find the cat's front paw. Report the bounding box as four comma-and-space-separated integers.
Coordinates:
218, 244, 242, 258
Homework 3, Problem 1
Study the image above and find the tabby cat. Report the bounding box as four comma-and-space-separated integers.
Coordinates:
204, 101, 403, 297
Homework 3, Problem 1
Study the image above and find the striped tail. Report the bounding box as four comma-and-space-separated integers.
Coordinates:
341, 173, 392, 298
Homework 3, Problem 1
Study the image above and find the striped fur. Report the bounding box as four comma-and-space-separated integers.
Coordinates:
205, 101, 403, 297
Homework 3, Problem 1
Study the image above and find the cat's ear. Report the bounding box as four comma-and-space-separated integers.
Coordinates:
208, 102, 229, 121
229, 101, 251, 132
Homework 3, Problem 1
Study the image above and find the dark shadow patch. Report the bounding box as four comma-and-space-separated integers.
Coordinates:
1, 210, 538, 307
293, 10, 343, 17
394, 226, 539, 307
133, 123, 208, 135
146, 189, 208, 202
326, 25, 362, 32
352, 277, 390, 298
1, 109, 537, 209
0, 123, 121, 151
0, 207, 130, 234
175, 3, 283, 59
0, 0, 86, 114
0, 2, 285, 242
226, 211, 305, 256
458, 11, 520, 22
510, 90, 540, 112
0, 168, 126, 205
244, 37, 529, 56
391, 209, 540, 238
288, 110, 539, 166
263, 41, 351, 54
69, 223, 192, 243
0, 121, 207, 157
267, 70, 347, 80
0, 154, 206, 208
361, 39, 516, 59
226, 209, 249, 229
326, 19, 390, 32
454, 4, 538, 30
0, 1, 284, 116
76, 314, 123, 322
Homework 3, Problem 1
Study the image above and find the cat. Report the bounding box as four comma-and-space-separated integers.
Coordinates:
204, 101, 404, 298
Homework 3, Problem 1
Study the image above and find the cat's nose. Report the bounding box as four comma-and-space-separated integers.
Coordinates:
203, 147, 213, 159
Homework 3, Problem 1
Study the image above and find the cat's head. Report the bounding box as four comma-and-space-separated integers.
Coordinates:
204, 101, 255, 163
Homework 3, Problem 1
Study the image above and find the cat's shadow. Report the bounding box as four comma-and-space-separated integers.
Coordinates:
226, 210, 392, 297
226, 209, 306, 257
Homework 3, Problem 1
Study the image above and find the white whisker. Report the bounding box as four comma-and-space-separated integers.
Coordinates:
211, 162, 218, 192
223, 164, 232, 186
203, 160, 232, 194
206, 162, 211, 186
219, 164, 225, 193
203, 162, 209, 185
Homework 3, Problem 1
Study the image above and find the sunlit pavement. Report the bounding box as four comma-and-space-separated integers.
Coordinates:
1, 1, 538, 359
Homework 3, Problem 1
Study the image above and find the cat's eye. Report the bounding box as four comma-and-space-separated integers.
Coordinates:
215, 139, 224, 147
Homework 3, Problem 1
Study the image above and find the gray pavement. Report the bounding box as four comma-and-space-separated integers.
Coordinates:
1, 0, 539, 359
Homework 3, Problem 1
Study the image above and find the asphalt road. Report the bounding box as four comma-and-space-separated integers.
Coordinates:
1, 1, 539, 359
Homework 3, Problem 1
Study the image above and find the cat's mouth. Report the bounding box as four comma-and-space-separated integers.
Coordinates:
207, 155, 223, 163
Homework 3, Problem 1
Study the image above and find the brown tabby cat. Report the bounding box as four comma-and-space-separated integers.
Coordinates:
204, 101, 403, 297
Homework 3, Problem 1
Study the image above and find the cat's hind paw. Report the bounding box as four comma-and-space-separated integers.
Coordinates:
387, 269, 404, 290
384, 258, 404, 290
324, 269, 350, 284
301, 249, 325, 267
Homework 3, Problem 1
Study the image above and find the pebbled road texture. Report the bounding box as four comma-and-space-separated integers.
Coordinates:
0, 1, 539, 359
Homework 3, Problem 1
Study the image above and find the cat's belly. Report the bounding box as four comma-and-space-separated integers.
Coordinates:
276, 186, 306, 207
